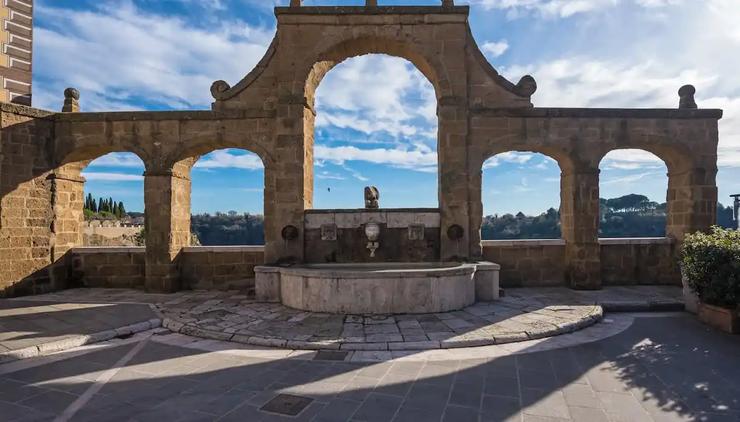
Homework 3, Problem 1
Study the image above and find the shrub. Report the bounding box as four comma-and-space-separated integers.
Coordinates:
681, 227, 740, 308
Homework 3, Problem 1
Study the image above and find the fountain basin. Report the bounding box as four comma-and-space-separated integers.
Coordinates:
255, 262, 499, 314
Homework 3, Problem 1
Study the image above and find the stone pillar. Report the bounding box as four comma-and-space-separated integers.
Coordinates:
439, 101, 471, 261
442, 0, 455, 7
144, 167, 191, 292
561, 168, 601, 289
666, 167, 718, 241
50, 171, 85, 260
290, 0, 301, 6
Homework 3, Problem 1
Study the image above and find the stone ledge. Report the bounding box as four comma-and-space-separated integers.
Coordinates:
472, 107, 723, 119
71, 246, 146, 254
182, 246, 265, 253
483, 239, 566, 247
598, 237, 674, 245
275, 6, 470, 15
0, 102, 55, 119
53, 109, 276, 122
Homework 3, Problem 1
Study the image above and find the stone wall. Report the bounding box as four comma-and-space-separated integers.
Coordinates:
482, 238, 680, 288
180, 246, 264, 290
0, 104, 57, 297
600, 238, 679, 285
68, 247, 146, 289
482, 240, 567, 287
304, 209, 441, 263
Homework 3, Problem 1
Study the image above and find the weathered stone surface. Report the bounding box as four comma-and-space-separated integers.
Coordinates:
0, 3, 722, 295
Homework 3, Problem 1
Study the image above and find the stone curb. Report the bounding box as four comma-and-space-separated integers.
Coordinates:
0, 318, 162, 364
160, 305, 605, 351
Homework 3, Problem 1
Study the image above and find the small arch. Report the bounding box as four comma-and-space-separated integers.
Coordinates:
481, 151, 563, 239
189, 148, 266, 246
598, 149, 668, 238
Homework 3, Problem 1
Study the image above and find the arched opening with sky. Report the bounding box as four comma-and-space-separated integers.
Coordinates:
190, 149, 265, 246
481, 152, 562, 240
598, 149, 669, 238
312, 54, 438, 209
81, 152, 145, 246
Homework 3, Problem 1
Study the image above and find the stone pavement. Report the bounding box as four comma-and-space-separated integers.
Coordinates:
0, 299, 160, 363
0, 313, 737, 421
13, 286, 683, 352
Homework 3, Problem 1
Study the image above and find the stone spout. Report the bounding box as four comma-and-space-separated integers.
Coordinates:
365, 222, 380, 257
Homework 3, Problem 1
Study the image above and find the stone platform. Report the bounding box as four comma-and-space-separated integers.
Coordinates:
11, 286, 682, 352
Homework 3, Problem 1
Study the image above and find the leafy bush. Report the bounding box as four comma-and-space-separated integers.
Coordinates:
681, 227, 740, 308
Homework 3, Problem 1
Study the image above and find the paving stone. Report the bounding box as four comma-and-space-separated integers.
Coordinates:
351, 393, 403, 421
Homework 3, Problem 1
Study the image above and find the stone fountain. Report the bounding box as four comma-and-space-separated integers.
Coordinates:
255, 187, 500, 314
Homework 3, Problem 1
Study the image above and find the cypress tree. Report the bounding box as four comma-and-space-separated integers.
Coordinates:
98, 198, 104, 213
109, 197, 114, 213
118, 201, 126, 216
113, 202, 119, 217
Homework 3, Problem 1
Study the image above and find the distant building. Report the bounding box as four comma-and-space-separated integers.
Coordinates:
0, 0, 32, 106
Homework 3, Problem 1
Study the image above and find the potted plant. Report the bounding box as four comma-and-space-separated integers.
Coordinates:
681, 227, 740, 334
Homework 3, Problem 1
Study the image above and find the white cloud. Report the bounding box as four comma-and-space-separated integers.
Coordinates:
470, 0, 680, 18
87, 153, 144, 168
601, 171, 661, 186
483, 152, 536, 169
601, 149, 665, 170
33, 1, 273, 111
315, 145, 437, 173
194, 150, 264, 170
81, 172, 144, 182
481, 40, 510, 58
315, 55, 437, 142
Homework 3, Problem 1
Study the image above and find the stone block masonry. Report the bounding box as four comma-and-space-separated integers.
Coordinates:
0, 3, 722, 294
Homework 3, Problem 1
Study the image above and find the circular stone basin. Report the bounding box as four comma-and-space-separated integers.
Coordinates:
276, 262, 476, 314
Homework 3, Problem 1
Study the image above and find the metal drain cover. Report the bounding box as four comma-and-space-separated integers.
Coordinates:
313, 350, 349, 361
260, 394, 314, 416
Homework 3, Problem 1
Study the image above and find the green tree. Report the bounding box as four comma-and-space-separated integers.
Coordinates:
118, 201, 126, 217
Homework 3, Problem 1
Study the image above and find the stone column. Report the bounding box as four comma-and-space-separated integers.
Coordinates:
666, 167, 718, 241
144, 167, 191, 292
561, 167, 601, 289
439, 101, 471, 261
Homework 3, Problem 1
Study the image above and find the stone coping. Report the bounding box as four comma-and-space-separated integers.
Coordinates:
275, 6, 470, 15
473, 107, 723, 119
71, 246, 145, 254
306, 208, 439, 214
53, 108, 276, 122
598, 237, 674, 245
182, 245, 265, 253
482, 238, 673, 247
0, 102, 55, 119
259, 262, 478, 279
483, 239, 566, 247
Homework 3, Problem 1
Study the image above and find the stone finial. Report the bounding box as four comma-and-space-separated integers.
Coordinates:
364, 186, 379, 209
366, 0, 378, 6
515, 75, 537, 97
678, 84, 697, 109
210, 80, 231, 100
62, 88, 80, 112
442, 0, 454, 7
290, 0, 301, 6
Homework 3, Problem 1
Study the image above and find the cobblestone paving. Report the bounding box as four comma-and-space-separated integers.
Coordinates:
157, 294, 603, 351
22, 286, 682, 351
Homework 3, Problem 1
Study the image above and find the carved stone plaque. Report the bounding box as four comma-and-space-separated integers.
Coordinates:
321, 224, 337, 241
408, 224, 425, 241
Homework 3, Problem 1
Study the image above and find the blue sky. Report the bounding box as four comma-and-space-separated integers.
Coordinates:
32, 0, 739, 215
